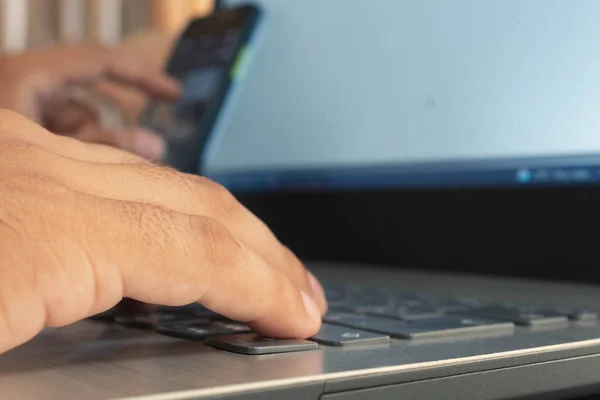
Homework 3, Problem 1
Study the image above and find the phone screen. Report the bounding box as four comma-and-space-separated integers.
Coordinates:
140, 5, 261, 173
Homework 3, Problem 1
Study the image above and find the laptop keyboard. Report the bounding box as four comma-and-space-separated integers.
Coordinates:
90, 284, 598, 355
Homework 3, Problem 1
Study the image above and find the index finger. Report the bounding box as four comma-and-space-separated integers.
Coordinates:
0, 137, 323, 353
109, 201, 323, 338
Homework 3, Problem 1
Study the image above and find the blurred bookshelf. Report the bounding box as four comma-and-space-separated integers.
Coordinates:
0, 0, 215, 53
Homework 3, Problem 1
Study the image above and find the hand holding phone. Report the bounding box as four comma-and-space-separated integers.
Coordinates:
140, 4, 263, 173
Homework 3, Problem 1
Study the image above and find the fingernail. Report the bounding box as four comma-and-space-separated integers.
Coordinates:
301, 291, 322, 324
133, 129, 166, 160
308, 271, 325, 299
307, 271, 327, 314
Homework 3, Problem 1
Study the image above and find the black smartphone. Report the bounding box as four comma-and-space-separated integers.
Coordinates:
139, 4, 263, 174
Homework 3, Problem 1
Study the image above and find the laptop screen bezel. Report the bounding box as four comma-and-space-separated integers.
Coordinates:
235, 185, 600, 285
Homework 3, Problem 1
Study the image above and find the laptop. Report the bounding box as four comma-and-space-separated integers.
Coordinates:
3, 1, 600, 399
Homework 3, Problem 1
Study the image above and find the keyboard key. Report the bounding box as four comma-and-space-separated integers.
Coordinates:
434, 297, 481, 312
357, 289, 391, 302
159, 305, 226, 321
206, 334, 318, 355
566, 310, 598, 322
89, 309, 115, 321
363, 305, 442, 320
395, 298, 431, 308
391, 292, 428, 302
351, 303, 393, 314
156, 313, 193, 323
115, 313, 159, 328
325, 312, 370, 326
393, 316, 515, 339
324, 284, 348, 301
394, 291, 439, 303
156, 321, 250, 341
347, 291, 392, 312
325, 313, 514, 339
325, 313, 411, 335
114, 300, 161, 328
311, 324, 390, 346
359, 306, 396, 316
345, 285, 365, 294
185, 304, 228, 319
395, 305, 443, 320
115, 305, 223, 328
543, 308, 598, 322
458, 305, 568, 327
327, 306, 356, 314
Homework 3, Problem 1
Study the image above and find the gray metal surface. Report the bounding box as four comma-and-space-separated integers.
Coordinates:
2, 263, 600, 400
321, 354, 600, 400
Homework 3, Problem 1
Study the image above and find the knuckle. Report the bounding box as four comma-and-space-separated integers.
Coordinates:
139, 160, 173, 174
196, 217, 227, 249
206, 180, 240, 218
182, 174, 241, 218
133, 161, 180, 186
197, 217, 239, 258
178, 173, 210, 194
191, 216, 252, 274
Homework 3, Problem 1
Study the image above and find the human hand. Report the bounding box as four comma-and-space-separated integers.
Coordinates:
0, 44, 181, 160
0, 110, 327, 354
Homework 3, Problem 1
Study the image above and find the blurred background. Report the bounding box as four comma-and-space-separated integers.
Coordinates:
0, 0, 216, 54
0, 0, 221, 130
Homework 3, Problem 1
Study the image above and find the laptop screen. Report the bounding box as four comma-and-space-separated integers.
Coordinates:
202, 0, 600, 192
